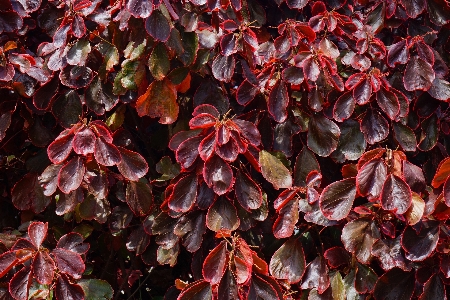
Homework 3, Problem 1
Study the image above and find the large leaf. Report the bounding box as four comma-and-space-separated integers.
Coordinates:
206, 197, 239, 233
341, 218, 380, 264
234, 170, 262, 211
373, 268, 415, 300
360, 109, 389, 144
145, 10, 171, 41
59, 66, 93, 89
320, 178, 357, 221
355, 262, 378, 294
269, 238, 305, 284
427, 0, 450, 25
94, 137, 121, 166
202, 241, 227, 285
403, 57, 435, 91
333, 91, 355, 122
387, 39, 409, 67
85, 77, 118, 115
12, 173, 49, 212
259, 150, 292, 189
371, 237, 408, 271
419, 274, 446, 300
58, 157, 85, 194
376, 87, 400, 120
401, 221, 439, 261
52, 91, 82, 129
47, 131, 74, 164
212, 54, 235, 82
28, 222, 47, 249
300, 256, 330, 293
32, 251, 55, 285
9, 266, 32, 300
52, 248, 85, 279
126, 0, 153, 18
33, 75, 59, 110
126, 180, 152, 216
428, 78, 450, 101
178, 280, 212, 300
0, 12, 23, 34
116, 147, 148, 181
136, 79, 178, 124
356, 158, 387, 200
55, 274, 84, 300
73, 126, 95, 156
307, 114, 340, 157
248, 275, 279, 300
380, 175, 412, 214
78, 279, 113, 300
218, 269, 237, 300
392, 122, 417, 152
203, 155, 233, 195
331, 119, 366, 162
168, 174, 197, 212
268, 80, 289, 123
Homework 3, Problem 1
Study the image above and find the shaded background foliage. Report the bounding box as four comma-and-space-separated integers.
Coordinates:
0, 0, 450, 298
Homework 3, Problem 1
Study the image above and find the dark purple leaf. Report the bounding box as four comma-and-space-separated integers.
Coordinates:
145, 10, 171, 41
178, 280, 212, 300
269, 238, 305, 284
52, 248, 85, 279
52, 91, 82, 129
360, 109, 389, 144
320, 178, 356, 220
126, 226, 150, 255
33, 75, 59, 110
235, 170, 262, 211
168, 174, 197, 212
176, 136, 203, 169
73, 126, 96, 156
404, 57, 435, 91
126, 0, 153, 18
372, 237, 408, 271
126, 180, 152, 216
117, 147, 148, 181
0, 12, 23, 34
357, 158, 387, 200
341, 218, 380, 264
59, 66, 93, 89
94, 137, 121, 166
373, 268, 414, 300
47, 131, 74, 164
9, 267, 31, 300
376, 87, 399, 120
212, 54, 235, 83
55, 274, 84, 300
402, 221, 439, 261
32, 251, 55, 285
273, 198, 298, 238
58, 157, 85, 194
381, 174, 412, 214
387, 39, 409, 67
428, 78, 450, 101
203, 155, 234, 195
268, 80, 289, 123
202, 241, 227, 285
333, 91, 355, 122
300, 256, 330, 293
206, 197, 239, 232
307, 114, 340, 157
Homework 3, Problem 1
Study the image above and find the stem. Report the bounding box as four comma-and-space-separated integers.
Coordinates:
126, 267, 153, 300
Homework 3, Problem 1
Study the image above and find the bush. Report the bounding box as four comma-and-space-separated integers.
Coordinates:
0, 0, 450, 298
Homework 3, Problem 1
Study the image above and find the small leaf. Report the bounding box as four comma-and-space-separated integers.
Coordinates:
393, 123, 417, 152
403, 57, 435, 91
126, 0, 153, 18
58, 157, 85, 194
52, 249, 85, 279
78, 279, 113, 300
235, 170, 262, 211
259, 150, 292, 189
428, 78, 450, 101
307, 114, 340, 157
149, 43, 170, 80
206, 197, 239, 233
168, 174, 197, 212
145, 10, 171, 42
268, 80, 289, 123
116, 147, 148, 181
73, 126, 96, 156
126, 180, 153, 216
203, 155, 234, 195
202, 241, 227, 285
320, 178, 357, 221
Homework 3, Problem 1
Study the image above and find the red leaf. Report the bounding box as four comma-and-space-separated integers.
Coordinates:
58, 157, 86, 194
357, 158, 387, 200
202, 241, 228, 285
117, 147, 148, 181
218, 269, 237, 300
94, 137, 121, 166
341, 218, 380, 264
203, 155, 234, 195
145, 10, 171, 42
39, 164, 63, 196
373, 268, 414, 300
401, 221, 439, 261
273, 198, 299, 239
12, 173, 49, 212
212, 54, 235, 82
52, 248, 85, 279
206, 197, 239, 232
56, 233, 89, 254
320, 178, 357, 220
353, 78, 372, 105
269, 238, 305, 284
199, 132, 215, 161
371, 237, 408, 271
300, 256, 330, 294
9, 267, 31, 300
55, 274, 84, 300
32, 251, 55, 284
376, 86, 400, 120
235, 170, 262, 211
0, 252, 18, 278
432, 157, 450, 188
126, 180, 153, 216
428, 78, 450, 101
360, 109, 389, 144
189, 113, 217, 129
333, 91, 355, 122
72, 126, 96, 156
176, 135, 203, 169
268, 80, 289, 123
307, 114, 340, 157
387, 39, 409, 67
28, 222, 47, 249
168, 174, 198, 213
178, 280, 212, 300
47, 131, 74, 164
403, 56, 435, 91
381, 174, 412, 214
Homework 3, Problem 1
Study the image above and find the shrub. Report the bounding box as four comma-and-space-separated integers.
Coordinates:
0, 0, 450, 299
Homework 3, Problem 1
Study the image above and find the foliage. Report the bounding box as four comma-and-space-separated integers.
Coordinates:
0, 0, 449, 298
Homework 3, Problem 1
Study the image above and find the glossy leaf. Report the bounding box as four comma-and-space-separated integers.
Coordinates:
307, 114, 340, 157
402, 221, 439, 261
58, 157, 85, 194
116, 147, 148, 181
259, 150, 292, 189
269, 238, 305, 284
235, 170, 262, 211
202, 241, 227, 285
381, 174, 412, 214
373, 269, 415, 300
206, 197, 239, 232
203, 155, 234, 195
268, 80, 289, 123
341, 218, 380, 264
320, 178, 357, 220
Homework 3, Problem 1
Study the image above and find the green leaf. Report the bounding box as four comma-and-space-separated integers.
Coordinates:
155, 156, 180, 181
331, 271, 346, 300
78, 279, 114, 300
106, 105, 126, 131
179, 31, 198, 66
259, 150, 292, 189
149, 43, 170, 80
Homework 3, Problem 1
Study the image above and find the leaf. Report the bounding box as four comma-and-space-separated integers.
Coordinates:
136, 79, 179, 124
373, 268, 415, 300
387, 39, 409, 67
330, 271, 345, 300
202, 241, 227, 285
58, 157, 85, 194
212, 54, 235, 82
149, 43, 170, 80
52, 248, 85, 278
294, 148, 320, 187
360, 109, 389, 144
320, 178, 357, 221
405, 192, 425, 225
341, 218, 380, 264
55, 274, 84, 300
402, 221, 439, 261
376, 87, 399, 120
12, 173, 50, 212
57, 233, 89, 254
193, 79, 229, 114
401, 0, 426, 18
380, 174, 412, 214
333, 91, 355, 122
331, 119, 366, 163
179, 31, 199, 66
85, 77, 118, 115
73, 126, 95, 156
66, 39, 91, 66
259, 150, 292, 189
300, 256, 330, 293
392, 123, 417, 152
269, 238, 305, 284
248, 275, 279, 300
355, 262, 377, 294
33, 75, 59, 110
52, 91, 82, 129
428, 78, 450, 101
116, 147, 148, 181
59, 66, 93, 89
178, 280, 212, 300
0, 12, 23, 34
126, 0, 153, 18
218, 269, 237, 300
235, 170, 262, 211
273, 198, 299, 238
403, 57, 435, 91
206, 197, 239, 233
126, 180, 152, 216
145, 10, 171, 42
307, 114, 340, 157
32, 251, 55, 285
168, 174, 197, 212
78, 279, 113, 300
371, 237, 408, 271
9, 266, 31, 300
427, 0, 450, 25
203, 155, 234, 195
268, 80, 289, 123
28, 222, 47, 249
96, 42, 119, 77
353, 78, 372, 105
126, 226, 150, 255
78, 195, 111, 223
